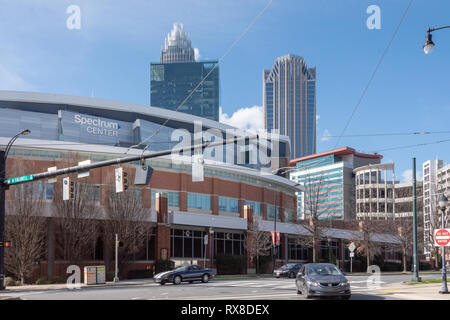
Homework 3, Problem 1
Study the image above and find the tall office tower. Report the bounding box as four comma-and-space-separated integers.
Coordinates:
263, 54, 316, 159
160, 23, 195, 63
423, 159, 443, 258
151, 23, 219, 121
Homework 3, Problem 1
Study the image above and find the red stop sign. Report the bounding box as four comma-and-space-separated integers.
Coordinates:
435, 229, 450, 246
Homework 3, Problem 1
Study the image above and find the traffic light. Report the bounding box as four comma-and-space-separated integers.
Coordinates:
123, 171, 128, 191
116, 240, 124, 248
0, 241, 12, 247
63, 177, 75, 200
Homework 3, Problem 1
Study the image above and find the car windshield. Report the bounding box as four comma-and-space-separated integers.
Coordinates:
174, 266, 188, 272
281, 264, 296, 269
306, 265, 342, 276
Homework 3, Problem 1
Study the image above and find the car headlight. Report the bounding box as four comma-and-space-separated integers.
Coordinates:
340, 281, 349, 286
307, 281, 319, 287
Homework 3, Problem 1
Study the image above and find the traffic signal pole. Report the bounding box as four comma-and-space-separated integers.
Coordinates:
0, 151, 6, 290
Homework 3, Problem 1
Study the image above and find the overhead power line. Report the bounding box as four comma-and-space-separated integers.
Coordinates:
334, 0, 415, 147
321, 130, 450, 139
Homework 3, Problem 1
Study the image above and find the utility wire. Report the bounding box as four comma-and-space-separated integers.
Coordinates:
334, 0, 415, 148
122, 0, 275, 157
372, 137, 450, 153
321, 130, 450, 139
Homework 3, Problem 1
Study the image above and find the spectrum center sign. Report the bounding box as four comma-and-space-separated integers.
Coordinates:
74, 114, 121, 137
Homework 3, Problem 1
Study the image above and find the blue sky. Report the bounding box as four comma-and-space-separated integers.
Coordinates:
1, 0, 449, 181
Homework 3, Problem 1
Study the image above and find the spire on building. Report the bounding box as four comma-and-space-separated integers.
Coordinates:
160, 23, 196, 63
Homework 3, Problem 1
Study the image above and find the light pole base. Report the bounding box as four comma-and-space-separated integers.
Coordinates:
439, 289, 449, 294
113, 277, 119, 283
411, 276, 421, 282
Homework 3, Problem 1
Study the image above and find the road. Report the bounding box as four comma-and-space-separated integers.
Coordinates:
0, 273, 444, 300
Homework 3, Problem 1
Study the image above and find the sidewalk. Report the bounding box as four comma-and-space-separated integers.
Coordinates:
0, 278, 154, 294
376, 282, 450, 300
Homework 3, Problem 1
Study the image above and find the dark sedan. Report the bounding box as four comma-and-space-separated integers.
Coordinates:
153, 265, 215, 285
296, 263, 351, 299
273, 263, 302, 278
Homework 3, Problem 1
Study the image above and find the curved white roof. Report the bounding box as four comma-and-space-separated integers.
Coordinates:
0, 90, 290, 143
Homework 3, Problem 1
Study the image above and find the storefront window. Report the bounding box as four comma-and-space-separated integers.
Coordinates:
171, 228, 205, 258
214, 232, 244, 256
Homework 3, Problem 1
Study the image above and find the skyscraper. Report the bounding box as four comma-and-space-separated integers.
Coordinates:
150, 23, 219, 121
263, 54, 316, 159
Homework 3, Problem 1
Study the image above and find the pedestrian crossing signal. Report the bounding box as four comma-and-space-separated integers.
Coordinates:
0, 241, 12, 247
116, 240, 124, 248
115, 168, 128, 193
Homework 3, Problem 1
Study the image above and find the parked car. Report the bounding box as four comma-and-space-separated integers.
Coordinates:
273, 263, 302, 278
295, 263, 351, 299
153, 265, 215, 285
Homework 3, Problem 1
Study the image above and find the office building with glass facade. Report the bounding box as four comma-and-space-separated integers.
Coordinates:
290, 147, 382, 221
263, 54, 316, 159
150, 23, 219, 121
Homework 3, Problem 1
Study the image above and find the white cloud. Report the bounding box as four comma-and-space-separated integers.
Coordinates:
219, 105, 263, 132
194, 48, 200, 61
0, 64, 34, 91
401, 169, 423, 182
320, 129, 332, 142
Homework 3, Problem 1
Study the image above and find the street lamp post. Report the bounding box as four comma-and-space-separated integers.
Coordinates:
423, 25, 450, 54
438, 194, 449, 294
0, 129, 31, 290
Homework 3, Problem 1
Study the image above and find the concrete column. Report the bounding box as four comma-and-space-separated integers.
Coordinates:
155, 193, 171, 260
244, 205, 255, 274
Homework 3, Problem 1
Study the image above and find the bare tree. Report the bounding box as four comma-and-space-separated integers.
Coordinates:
388, 217, 413, 272
54, 180, 99, 263
5, 159, 46, 284
354, 219, 383, 268
296, 173, 332, 262
244, 217, 272, 274
104, 185, 151, 277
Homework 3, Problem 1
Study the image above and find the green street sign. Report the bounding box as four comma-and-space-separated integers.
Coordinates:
6, 174, 34, 185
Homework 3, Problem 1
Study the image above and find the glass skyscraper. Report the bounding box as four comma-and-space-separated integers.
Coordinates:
150, 23, 219, 121
263, 54, 316, 159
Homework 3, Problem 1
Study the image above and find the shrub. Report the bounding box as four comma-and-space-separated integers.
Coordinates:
127, 269, 154, 279
216, 254, 247, 275
35, 276, 65, 285
373, 254, 385, 270
382, 261, 402, 272
4, 277, 21, 287
257, 255, 273, 274
419, 262, 433, 271
155, 260, 175, 274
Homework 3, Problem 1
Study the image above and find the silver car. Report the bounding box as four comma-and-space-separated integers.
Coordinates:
296, 263, 351, 300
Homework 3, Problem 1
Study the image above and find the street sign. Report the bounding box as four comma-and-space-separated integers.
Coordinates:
115, 167, 123, 193
349, 242, 356, 252
204, 234, 208, 245
434, 228, 450, 247
350, 252, 355, 258
6, 174, 34, 185
63, 177, 70, 201
77, 160, 91, 178
47, 167, 57, 183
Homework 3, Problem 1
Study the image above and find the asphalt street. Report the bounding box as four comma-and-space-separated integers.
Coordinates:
0, 273, 444, 300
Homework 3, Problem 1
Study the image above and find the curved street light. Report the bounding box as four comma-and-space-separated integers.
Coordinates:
424, 26, 450, 55
438, 193, 449, 294
0, 129, 31, 290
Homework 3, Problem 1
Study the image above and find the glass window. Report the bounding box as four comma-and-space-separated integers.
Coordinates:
171, 228, 205, 259
245, 200, 261, 216
151, 189, 179, 208
219, 196, 239, 214
187, 193, 211, 211
267, 204, 280, 220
